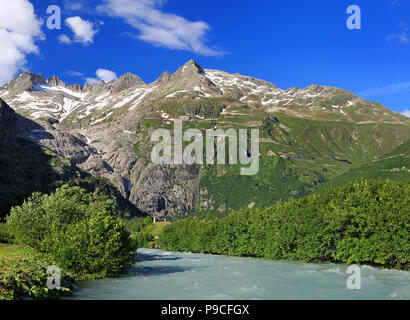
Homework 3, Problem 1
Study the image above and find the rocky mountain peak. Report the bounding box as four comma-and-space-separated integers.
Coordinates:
82, 80, 107, 93
66, 83, 82, 92
110, 73, 146, 92
155, 60, 222, 97
154, 71, 171, 84
46, 75, 66, 87
177, 59, 205, 75
306, 84, 324, 94
3, 72, 46, 93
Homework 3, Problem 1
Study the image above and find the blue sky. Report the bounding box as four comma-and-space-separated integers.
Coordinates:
2, 0, 410, 116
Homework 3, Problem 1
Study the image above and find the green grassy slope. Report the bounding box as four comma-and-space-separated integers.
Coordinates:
321, 140, 410, 188
133, 101, 410, 215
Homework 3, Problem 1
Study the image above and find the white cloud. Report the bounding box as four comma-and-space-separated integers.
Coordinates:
58, 34, 72, 44
387, 22, 410, 44
0, 0, 44, 86
67, 70, 83, 77
401, 109, 410, 118
86, 68, 117, 84
97, 0, 224, 56
65, 16, 98, 44
387, 32, 410, 44
63, 1, 84, 11
96, 68, 117, 82
357, 82, 410, 98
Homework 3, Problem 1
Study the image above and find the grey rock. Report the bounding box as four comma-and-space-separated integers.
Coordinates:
129, 162, 200, 217
46, 75, 66, 87
67, 83, 82, 92
3, 72, 45, 93
109, 73, 146, 92
154, 71, 171, 84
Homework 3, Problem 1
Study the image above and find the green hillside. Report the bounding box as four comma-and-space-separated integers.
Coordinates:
321, 140, 410, 188
133, 101, 410, 215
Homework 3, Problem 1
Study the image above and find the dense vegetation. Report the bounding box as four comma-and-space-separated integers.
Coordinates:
123, 216, 171, 248
6, 185, 136, 280
159, 179, 409, 270
0, 244, 73, 300
0, 185, 137, 300
0, 223, 10, 243
124, 216, 155, 248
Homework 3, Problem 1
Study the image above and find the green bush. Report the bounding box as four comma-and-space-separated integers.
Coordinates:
6, 185, 136, 279
0, 249, 73, 300
0, 223, 11, 244
7, 186, 114, 249
126, 216, 153, 234
126, 216, 155, 249
44, 211, 135, 279
159, 179, 410, 270
132, 231, 154, 249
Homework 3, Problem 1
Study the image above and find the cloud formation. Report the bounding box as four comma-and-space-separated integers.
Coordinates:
67, 70, 83, 77
387, 22, 409, 44
387, 32, 410, 44
0, 0, 44, 86
65, 16, 98, 44
58, 34, 72, 44
401, 109, 410, 118
97, 0, 224, 56
86, 68, 117, 84
357, 82, 410, 98
63, 1, 84, 12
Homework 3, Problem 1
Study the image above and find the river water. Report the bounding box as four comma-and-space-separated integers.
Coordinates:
68, 249, 410, 300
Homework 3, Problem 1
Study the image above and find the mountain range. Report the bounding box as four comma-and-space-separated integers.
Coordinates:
0, 60, 409, 218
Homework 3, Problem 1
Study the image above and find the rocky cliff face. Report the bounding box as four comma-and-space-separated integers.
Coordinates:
0, 97, 143, 219
129, 161, 200, 216
1, 61, 409, 218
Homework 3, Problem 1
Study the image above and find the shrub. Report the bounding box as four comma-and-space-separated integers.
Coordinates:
0, 248, 73, 300
44, 211, 135, 279
6, 185, 136, 279
7, 186, 114, 249
126, 216, 153, 234
132, 232, 154, 249
0, 223, 11, 244
159, 179, 410, 270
